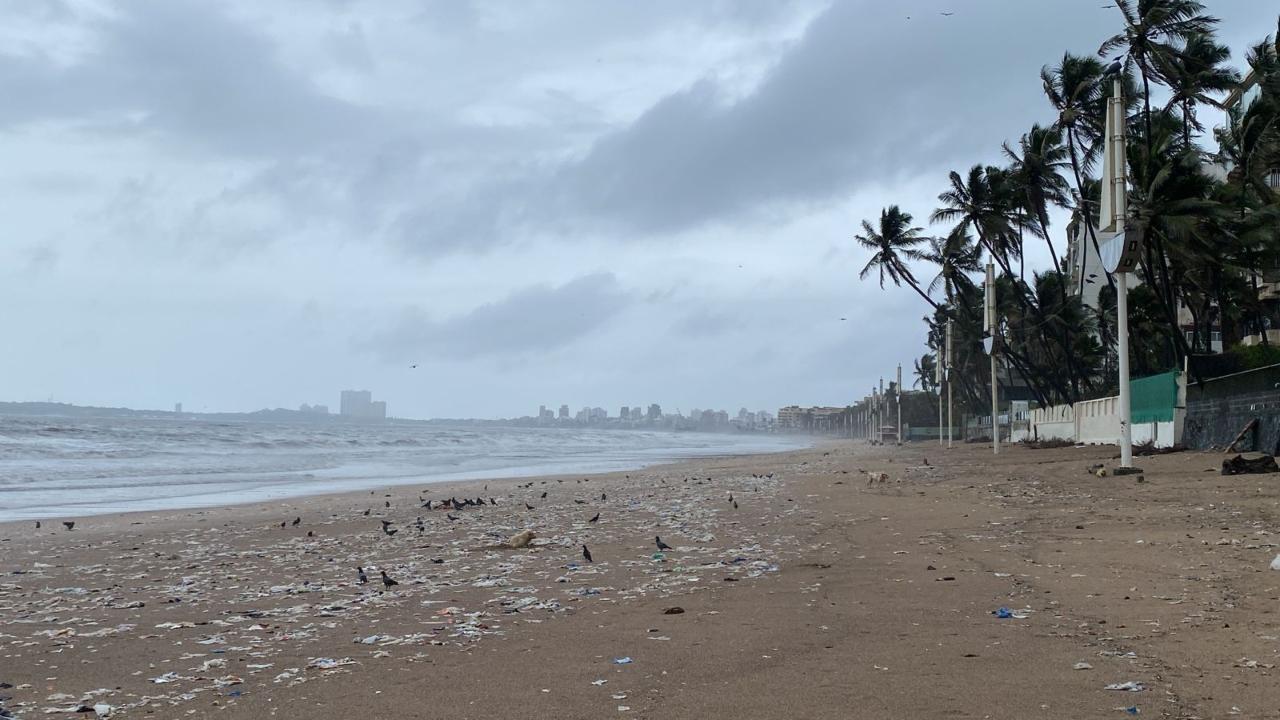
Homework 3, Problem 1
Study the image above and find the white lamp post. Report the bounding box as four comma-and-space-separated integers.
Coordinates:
946, 318, 953, 449
985, 262, 999, 455
1099, 75, 1141, 469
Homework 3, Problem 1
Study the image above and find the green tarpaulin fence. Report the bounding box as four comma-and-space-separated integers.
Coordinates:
1131, 370, 1180, 424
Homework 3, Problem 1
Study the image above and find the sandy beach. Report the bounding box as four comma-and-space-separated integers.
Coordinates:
3, 440, 1280, 719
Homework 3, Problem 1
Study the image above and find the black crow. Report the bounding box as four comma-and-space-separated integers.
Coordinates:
63, 521, 75, 531
525, 503, 535, 510
291, 517, 301, 526
540, 491, 547, 499
655, 536, 672, 551
582, 545, 593, 563
363, 509, 371, 516
588, 513, 600, 523
446, 513, 459, 521
381, 570, 398, 589
35, 521, 40, 529
601, 492, 607, 501
357, 567, 368, 584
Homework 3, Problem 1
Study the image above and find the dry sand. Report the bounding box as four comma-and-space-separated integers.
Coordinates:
3, 441, 1280, 719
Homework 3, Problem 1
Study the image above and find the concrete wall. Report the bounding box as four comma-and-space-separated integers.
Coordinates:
1029, 379, 1185, 449
1183, 365, 1280, 452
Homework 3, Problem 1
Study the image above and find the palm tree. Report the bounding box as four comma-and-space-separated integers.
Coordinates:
931, 166, 1018, 278
1099, 0, 1218, 158
855, 206, 940, 311
913, 353, 938, 394
1042, 53, 1112, 293
1003, 124, 1073, 269
1161, 31, 1239, 149
923, 227, 982, 307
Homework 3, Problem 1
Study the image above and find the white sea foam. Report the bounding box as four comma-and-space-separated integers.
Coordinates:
0, 416, 806, 521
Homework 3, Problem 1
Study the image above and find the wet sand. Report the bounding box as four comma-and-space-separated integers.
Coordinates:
2, 441, 1279, 719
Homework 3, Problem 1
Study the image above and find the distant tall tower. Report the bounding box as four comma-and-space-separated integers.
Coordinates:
174, 402, 182, 414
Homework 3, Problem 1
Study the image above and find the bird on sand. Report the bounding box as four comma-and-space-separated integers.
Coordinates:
363, 509, 371, 516
589, 512, 600, 523
357, 567, 368, 584
446, 513, 459, 521
601, 492, 607, 501
655, 536, 672, 551
582, 545, 593, 563
525, 503, 535, 510
540, 491, 547, 499
291, 517, 301, 526
307, 530, 314, 537
381, 570, 398, 589
733, 500, 739, 509
63, 521, 75, 531
35, 521, 40, 529
728, 494, 734, 504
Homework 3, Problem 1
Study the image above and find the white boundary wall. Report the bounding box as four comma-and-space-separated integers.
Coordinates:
1030, 378, 1185, 448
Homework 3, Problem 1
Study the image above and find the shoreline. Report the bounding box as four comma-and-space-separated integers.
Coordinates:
4, 441, 1278, 719
0, 431, 811, 525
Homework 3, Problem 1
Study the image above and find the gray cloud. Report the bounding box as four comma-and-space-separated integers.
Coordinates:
0, 0, 375, 156
364, 272, 631, 361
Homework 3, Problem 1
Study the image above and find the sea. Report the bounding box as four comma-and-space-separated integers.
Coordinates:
0, 415, 806, 522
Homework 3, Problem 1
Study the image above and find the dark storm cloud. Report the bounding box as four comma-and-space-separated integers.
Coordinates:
364, 272, 630, 361
396, 1, 1117, 250
0, 0, 373, 156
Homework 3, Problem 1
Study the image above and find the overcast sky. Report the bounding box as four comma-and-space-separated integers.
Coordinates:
0, 0, 1273, 419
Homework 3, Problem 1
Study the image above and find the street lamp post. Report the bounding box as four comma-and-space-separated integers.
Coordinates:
985, 262, 999, 455
946, 318, 954, 450
1099, 74, 1140, 469
896, 364, 903, 445
935, 340, 943, 448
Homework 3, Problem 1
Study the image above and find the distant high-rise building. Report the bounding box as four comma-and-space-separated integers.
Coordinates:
559, 404, 570, 419
620, 406, 630, 420
174, 402, 182, 414
539, 405, 547, 418
648, 403, 661, 420
340, 390, 386, 420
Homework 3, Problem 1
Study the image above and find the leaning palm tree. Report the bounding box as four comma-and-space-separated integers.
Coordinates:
1099, 0, 1219, 157
931, 166, 1018, 278
1161, 30, 1239, 149
1003, 124, 1073, 269
856, 206, 940, 311
923, 227, 982, 308
913, 353, 938, 394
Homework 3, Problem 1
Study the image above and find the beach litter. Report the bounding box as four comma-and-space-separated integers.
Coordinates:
993, 607, 1029, 619
612, 657, 633, 665
1104, 681, 1145, 692
1270, 554, 1280, 571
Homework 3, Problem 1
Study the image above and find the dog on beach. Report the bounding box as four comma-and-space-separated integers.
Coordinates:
866, 471, 890, 485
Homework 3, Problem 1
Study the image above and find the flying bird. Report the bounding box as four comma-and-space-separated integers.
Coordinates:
357, 567, 368, 584
655, 536, 673, 552
381, 570, 398, 590
410, 364, 418, 369
582, 545, 593, 563
940, 11, 954, 15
